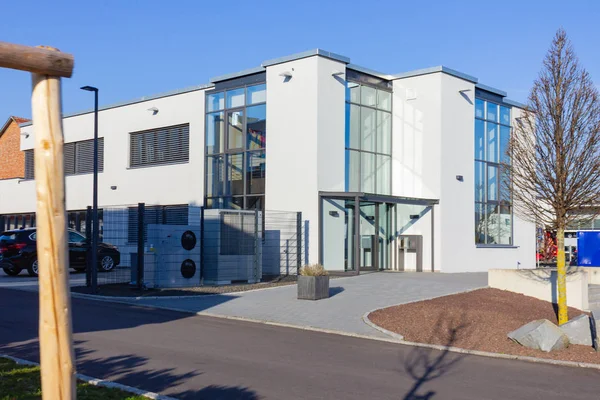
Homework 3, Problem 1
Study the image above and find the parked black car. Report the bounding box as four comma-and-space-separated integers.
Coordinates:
0, 228, 120, 277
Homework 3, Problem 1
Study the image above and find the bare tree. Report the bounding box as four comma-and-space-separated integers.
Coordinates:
509, 29, 600, 323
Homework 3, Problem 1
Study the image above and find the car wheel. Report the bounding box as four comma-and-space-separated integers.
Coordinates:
2, 266, 21, 276
27, 259, 39, 277
100, 255, 115, 272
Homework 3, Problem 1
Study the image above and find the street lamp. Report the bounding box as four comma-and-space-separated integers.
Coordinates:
81, 85, 99, 293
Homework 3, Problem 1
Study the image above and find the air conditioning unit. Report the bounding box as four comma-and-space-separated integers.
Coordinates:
144, 224, 201, 288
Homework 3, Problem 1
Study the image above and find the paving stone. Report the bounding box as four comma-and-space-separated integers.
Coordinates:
559, 314, 592, 346
508, 319, 569, 352
115, 272, 489, 338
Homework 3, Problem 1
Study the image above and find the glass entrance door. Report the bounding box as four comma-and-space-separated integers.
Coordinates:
359, 202, 378, 270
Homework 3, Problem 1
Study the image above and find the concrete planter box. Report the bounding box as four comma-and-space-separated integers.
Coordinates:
297, 275, 330, 300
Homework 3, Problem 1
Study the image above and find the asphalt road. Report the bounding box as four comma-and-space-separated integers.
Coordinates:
0, 289, 599, 400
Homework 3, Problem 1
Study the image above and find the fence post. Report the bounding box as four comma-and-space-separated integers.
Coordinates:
254, 207, 259, 282
85, 206, 92, 288
200, 206, 204, 284
296, 212, 302, 273
137, 203, 145, 289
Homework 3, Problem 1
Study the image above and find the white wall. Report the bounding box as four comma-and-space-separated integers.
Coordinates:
1, 89, 206, 214
392, 72, 536, 272
392, 74, 442, 271
265, 55, 346, 265
437, 74, 535, 272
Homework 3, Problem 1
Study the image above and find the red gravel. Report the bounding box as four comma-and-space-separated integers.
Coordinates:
369, 288, 600, 364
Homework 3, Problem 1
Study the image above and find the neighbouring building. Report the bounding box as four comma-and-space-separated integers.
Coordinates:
0, 49, 536, 274
0, 116, 29, 180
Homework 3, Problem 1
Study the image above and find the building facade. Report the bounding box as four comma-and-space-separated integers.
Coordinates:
0, 49, 536, 273
0, 116, 29, 180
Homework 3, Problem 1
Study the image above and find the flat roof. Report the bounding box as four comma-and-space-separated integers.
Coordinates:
19, 48, 526, 127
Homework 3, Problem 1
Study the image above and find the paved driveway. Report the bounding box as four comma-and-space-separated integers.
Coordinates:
118, 272, 488, 338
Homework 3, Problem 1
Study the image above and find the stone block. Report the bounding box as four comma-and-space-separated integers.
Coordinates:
559, 314, 593, 346
508, 319, 569, 352
590, 309, 600, 351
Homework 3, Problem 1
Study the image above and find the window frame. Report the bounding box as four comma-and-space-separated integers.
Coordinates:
475, 98, 514, 246
345, 78, 393, 195
205, 82, 266, 210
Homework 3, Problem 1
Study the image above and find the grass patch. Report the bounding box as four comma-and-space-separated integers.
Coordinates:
0, 358, 148, 400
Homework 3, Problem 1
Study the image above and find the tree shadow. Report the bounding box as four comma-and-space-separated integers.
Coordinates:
1, 338, 260, 398
173, 385, 262, 400
400, 312, 472, 400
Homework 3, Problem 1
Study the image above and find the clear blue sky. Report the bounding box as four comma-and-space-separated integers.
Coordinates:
1, 0, 599, 120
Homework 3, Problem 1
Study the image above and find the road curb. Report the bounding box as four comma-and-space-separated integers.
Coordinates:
66, 274, 359, 301
0, 354, 177, 399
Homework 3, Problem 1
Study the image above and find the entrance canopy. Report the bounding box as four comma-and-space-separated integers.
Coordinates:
319, 192, 439, 206
318, 192, 439, 274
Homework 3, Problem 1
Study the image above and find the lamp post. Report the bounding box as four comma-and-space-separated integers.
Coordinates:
81, 85, 99, 293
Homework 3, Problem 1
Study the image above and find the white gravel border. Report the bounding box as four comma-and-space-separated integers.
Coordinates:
0, 354, 177, 400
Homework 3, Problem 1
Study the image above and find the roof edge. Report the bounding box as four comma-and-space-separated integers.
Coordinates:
475, 83, 507, 97
503, 98, 527, 109
392, 66, 478, 84
210, 66, 266, 83
346, 63, 394, 80
19, 84, 213, 127
262, 49, 350, 68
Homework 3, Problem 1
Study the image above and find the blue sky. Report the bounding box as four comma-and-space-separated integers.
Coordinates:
1, 0, 599, 120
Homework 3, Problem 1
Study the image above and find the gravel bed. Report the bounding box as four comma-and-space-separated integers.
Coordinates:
369, 288, 600, 364
71, 275, 300, 297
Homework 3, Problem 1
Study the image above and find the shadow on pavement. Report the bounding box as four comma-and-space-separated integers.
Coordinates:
2, 339, 260, 399
329, 286, 345, 297
400, 313, 471, 400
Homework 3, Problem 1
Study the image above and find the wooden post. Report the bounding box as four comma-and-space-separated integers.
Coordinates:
32, 72, 76, 399
0, 41, 75, 399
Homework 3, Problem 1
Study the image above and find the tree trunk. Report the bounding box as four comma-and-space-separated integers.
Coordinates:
556, 227, 568, 324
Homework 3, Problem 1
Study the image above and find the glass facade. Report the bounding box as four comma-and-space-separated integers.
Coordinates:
475, 98, 513, 245
345, 81, 392, 195
205, 83, 266, 210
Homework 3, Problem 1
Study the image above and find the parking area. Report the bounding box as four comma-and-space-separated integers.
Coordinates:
115, 272, 488, 338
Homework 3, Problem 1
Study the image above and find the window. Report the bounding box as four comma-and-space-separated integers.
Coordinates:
127, 205, 189, 243
205, 83, 266, 210
23, 138, 105, 179
130, 124, 189, 168
475, 98, 513, 245
345, 79, 392, 195
68, 231, 86, 243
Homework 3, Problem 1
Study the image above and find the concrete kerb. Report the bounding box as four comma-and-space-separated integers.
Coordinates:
67, 274, 360, 301
0, 354, 177, 400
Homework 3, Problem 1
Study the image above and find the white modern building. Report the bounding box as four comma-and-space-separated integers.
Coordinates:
0, 49, 536, 274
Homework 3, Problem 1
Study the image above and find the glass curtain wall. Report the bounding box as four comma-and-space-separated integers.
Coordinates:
205, 83, 266, 210
474, 98, 513, 245
345, 79, 392, 195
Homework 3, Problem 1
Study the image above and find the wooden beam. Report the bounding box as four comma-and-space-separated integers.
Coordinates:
0, 42, 74, 77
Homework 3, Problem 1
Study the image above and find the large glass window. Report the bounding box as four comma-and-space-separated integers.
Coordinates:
205, 83, 266, 210
475, 98, 513, 245
345, 80, 392, 195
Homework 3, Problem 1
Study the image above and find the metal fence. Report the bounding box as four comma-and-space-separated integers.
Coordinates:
84, 205, 304, 290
